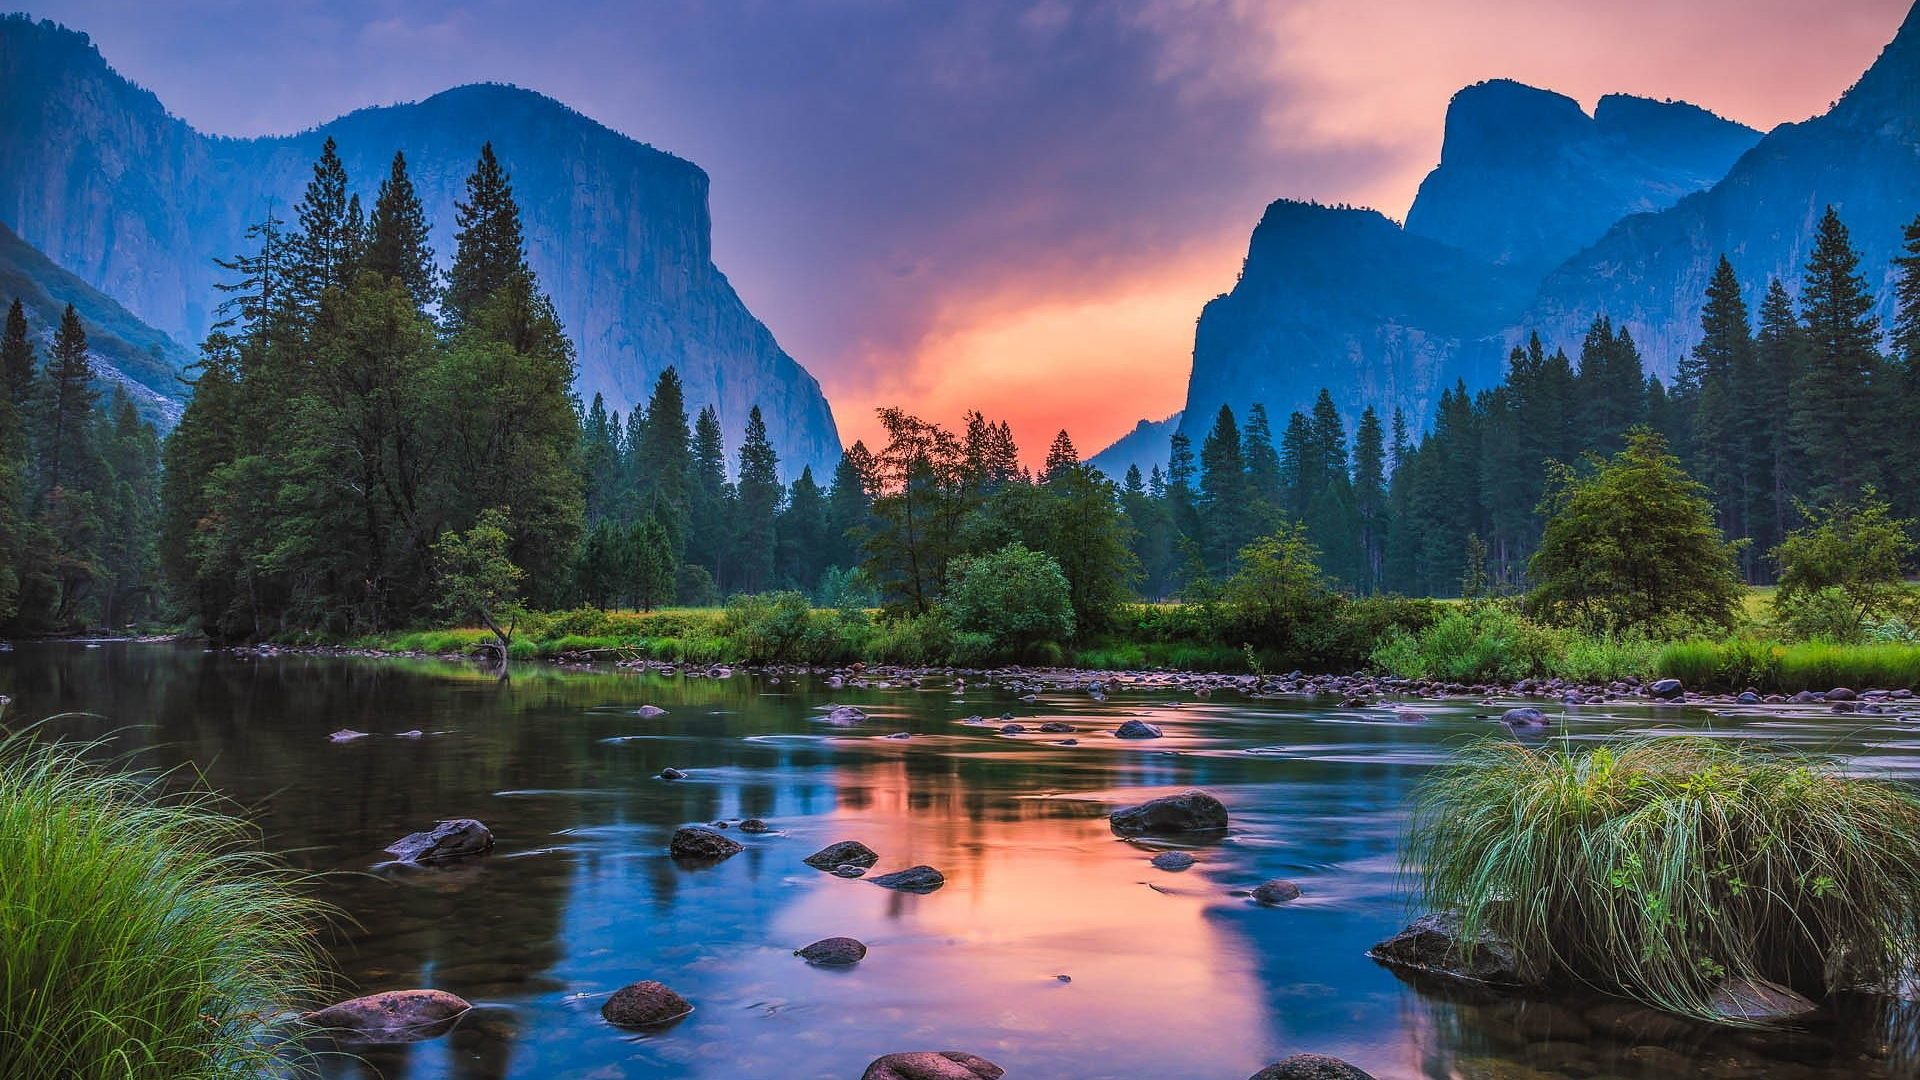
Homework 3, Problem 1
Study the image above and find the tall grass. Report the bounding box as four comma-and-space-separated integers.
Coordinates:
1409, 737, 1920, 1021
1655, 638, 1920, 692
0, 731, 328, 1078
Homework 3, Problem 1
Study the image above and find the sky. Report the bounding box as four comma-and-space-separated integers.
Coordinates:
27, 0, 1912, 461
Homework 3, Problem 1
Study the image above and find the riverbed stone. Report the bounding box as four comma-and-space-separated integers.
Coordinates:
635, 705, 668, 718
1649, 678, 1684, 700
739, 818, 770, 833
305, 988, 471, 1041
833, 863, 869, 878
861, 1051, 1004, 1080
796, 936, 868, 965
805, 839, 879, 870
600, 980, 692, 1028
1150, 851, 1196, 871
1108, 790, 1229, 835
669, 825, 742, 861
1369, 912, 1537, 986
1500, 707, 1548, 730
659, 767, 687, 780
1825, 687, 1857, 701
1249, 1055, 1376, 1080
871, 865, 945, 892
1707, 976, 1818, 1023
826, 704, 869, 724
385, 819, 494, 863
1114, 719, 1164, 739
1039, 721, 1075, 733
1252, 879, 1303, 904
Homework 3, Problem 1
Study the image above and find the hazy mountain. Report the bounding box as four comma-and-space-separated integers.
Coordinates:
1087, 411, 1181, 480
1405, 81, 1760, 275
0, 15, 841, 477
0, 219, 190, 426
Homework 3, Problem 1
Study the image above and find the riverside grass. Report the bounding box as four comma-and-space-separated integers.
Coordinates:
1408, 737, 1920, 1022
0, 730, 327, 1079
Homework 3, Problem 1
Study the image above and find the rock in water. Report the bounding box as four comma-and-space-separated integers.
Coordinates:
1500, 707, 1548, 730
1150, 851, 1196, 872
1039, 721, 1075, 733
329, 728, 369, 742
1252, 879, 1303, 904
601, 980, 693, 1028
659, 767, 687, 780
304, 989, 471, 1042
1114, 719, 1164, 739
1707, 976, 1818, 1023
1648, 678, 1684, 700
1108, 790, 1229, 835
739, 818, 770, 833
826, 704, 869, 724
870, 865, 945, 892
833, 864, 869, 878
635, 705, 668, 718
804, 839, 879, 870
796, 936, 868, 965
1250, 1054, 1377, 1079
861, 1051, 1005, 1080
1369, 912, 1538, 986
384, 819, 494, 863
669, 825, 743, 861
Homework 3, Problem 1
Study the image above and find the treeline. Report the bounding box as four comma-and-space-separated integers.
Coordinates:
0, 300, 162, 632
1128, 204, 1920, 600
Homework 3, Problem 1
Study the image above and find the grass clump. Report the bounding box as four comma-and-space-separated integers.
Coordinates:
0, 732, 327, 1078
1409, 737, 1920, 1021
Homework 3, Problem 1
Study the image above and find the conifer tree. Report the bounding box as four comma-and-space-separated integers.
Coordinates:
777, 465, 829, 591
2, 298, 33, 409
1689, 256, 1758, 560
1352, 405, 1387, 593
365, 150, 437, 307
629, 512, 677, 611
1894, 212, 1920, 366
38, 304, 97, 497
290, 137, 355, 311
634, 368, 693, 547
733, 406, 781, 592
444, 143, 526, 330
1198, 405, 1251, 574
1755, 278, 1802, 558
1791, 206, 1883, 507
826, 443, 874, 571
1043, 430, 1078, 481
1243, 403, 1283, 508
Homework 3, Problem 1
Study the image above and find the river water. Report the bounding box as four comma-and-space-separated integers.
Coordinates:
2, 641, 1916, 1080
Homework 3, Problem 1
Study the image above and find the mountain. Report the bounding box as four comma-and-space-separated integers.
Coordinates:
1405, 81, 1761, 275
0, 15, 841, 477
1179, 3, 1916, 445
1087, 411, 1182, 480
0, 219, 190, 426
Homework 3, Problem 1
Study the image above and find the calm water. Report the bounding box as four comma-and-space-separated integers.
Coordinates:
3, 642, 1918, 1080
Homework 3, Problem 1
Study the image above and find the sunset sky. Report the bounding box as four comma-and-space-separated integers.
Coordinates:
30, 0, 1912, 460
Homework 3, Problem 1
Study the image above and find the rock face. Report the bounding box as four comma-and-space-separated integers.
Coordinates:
601, 980, 692, 1028
805, 840, 879, 870
304, 989, 471, 1042
870, 865, 945, 893
0, 15, 842, 477
669, 825, 743, 861
1707, 976, 1818, 1024
796, 936, 868, 966
1249, 1055, 1378, 1080
1109, 790, 1229, 836
385, 819, 494, 863
861, 1051, 1005, 1080
1369, 912, 1538, 987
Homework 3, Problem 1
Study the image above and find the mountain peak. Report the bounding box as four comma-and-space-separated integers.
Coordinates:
1435, 80, 1591, 166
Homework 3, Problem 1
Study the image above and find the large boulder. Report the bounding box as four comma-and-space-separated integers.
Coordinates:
1499, 707, 1548, 731
1108, 790, 1229, 836
669, 825, 743, 861
304, 989, 470, 1042
870, 865, 946, 892
1648, 678, 1685, 700
1250, 1055, 1377, 1080
805, 839, 879, 870
796, 936, 868, 966
1114, 719, 1164, 739
384, 819, 493, 864
826, 705, 869, 724
601, 980, 693, 1028
861, 1051, 1005, 1080
1368, 912, 1538, 986
1707, 976, 1818, 1024
1252, 879, 1303, 904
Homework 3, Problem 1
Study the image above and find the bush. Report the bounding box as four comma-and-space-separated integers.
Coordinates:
1409, 737, 1920, 1020
1370, 602, 1557, 682
943, 542, 1075, 656
1217, 524, 1347, 666
0, 734, 326, 1077
1774, 585, 1874, 644
720, 591, 817, 663
1773, 490, 1917, 641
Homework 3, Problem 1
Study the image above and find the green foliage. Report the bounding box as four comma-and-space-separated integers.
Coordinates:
1215, 523, 1341, 662
1657, 637, 1920, 693
1409, 738, 1920, 1020
719, 591, 817, 663
1528, 428, 1746, 634
1370, 602, 1558, 682
1772, 490, 1915, 641
943, 542, 1075, 656
433, 506, 524, 646
0, 733, 325, 1078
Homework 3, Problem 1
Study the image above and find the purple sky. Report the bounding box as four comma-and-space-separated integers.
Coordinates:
28, 0, 1910, 457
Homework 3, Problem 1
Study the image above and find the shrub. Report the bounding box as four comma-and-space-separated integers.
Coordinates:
1410, 737, 1920, 1021
943, 542, 1075, 655
863, 609, 956, 665
0, 734, 326, 1078
1217, 524, 1347, 666
1370, 602, 1557, 682
720, 591, 817, 663
1774, 585, 1874, 644
1773, 490, 1917, 641
1550, 631, 1662, 683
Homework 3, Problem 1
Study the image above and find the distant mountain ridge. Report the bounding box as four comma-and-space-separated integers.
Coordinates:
1177, 4, 1919, 454
0, 15, 841, 477
1087, 412, 1182, 480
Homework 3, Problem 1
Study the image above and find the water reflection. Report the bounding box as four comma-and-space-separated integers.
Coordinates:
1, 642, 1916, 1078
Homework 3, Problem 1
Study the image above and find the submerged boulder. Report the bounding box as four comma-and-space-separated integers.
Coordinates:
1369, 912, 1537, 987
1114, 719, 1164, 739
1707, 976, 1818, 1024
601, 980, 693, 1028
305, 989, 471, 1042
796, 936, 868, 966
805, 839, 879, 870
1252, 879, 1303, 904
1150, 851, 1196, 872
826, 705, 869, 724
1250, 1055, 1377, 1080
1109, 790, 1229, 836
635, 705, 669, 718
870, 865, 945, 892
861, 1051, 1004, 1080
669, 825, 743, 861
384, 819, 494, 864
1500, 707, 1548, 731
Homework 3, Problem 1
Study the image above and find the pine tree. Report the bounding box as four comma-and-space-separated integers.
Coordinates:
444, 143, 527, 330
1755, 278, 1802, 561
628, 512, 677, 611
365, 150, 437, 308
1043, 430, 1078, 481
1198, 405, 1251, 573
777, 465, 829, 592
635, 369, 694, 548
733, 406, 781, 592
38, 304, 97, 497
1689, 256, 1757, 563
1243, 403, 1282, 508
1791, 206, 1884, 507
2, 299, 33, 409
581, 393, 621, 525
826, 444, 874, 571
289, 137, 355, 312
1894, 212, 1920, 366
1352, 405, 1387, 593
